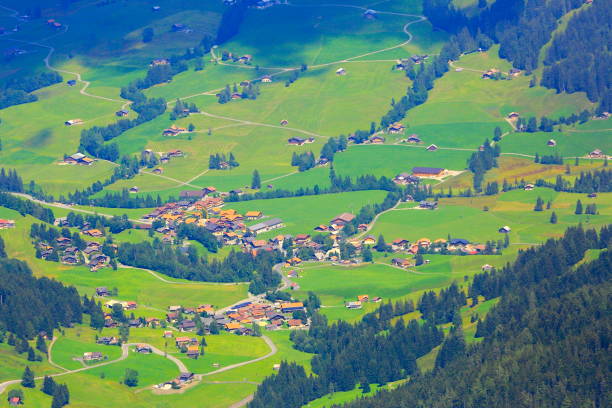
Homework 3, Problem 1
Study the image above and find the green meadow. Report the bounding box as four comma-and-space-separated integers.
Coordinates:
229, 190, 388, 236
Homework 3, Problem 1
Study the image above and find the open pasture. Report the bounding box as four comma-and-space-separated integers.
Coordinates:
229, 190, 388, 236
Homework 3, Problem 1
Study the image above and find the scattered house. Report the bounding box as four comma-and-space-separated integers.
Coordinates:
482, 264, 494, 271
508, 68, 521, 77
96, 287, 109, 297
152, 6, 161, 11
249, 218, 284, 235
449, 238, 469, 246
64, 153, 95, 166
482, 68, 500, 79
163, 331, 173, 338
238, 54, 253, 63
83, 229, 103, 237
294, 234, 311, 245
589, 149, 605, 158
136, 344, 152, 353
391, 258, 412, 268
336, 67, 346, 75
346, 301, 362, 309
179, 320, 196, 332
391, 239, 409, 251
64, 119, 84, 126
178, 372, 194, 383
331, 213, 355, 225
61, 255, 78, 265
280, 119, 289, 126
357, 295, 369, 303
410, 54, 428, 64
369, 135, 385, 144
83, 351, 104, 361
153, 168, 163, 174
151, 58, 170, 66
261, 75, 272, 83
363, 9, 377, 19
163, 125, 187, 136
507, 112, 520, 119
0, 219, 15, 229
419, 200, 438, 210
9, 396, 22, 406
498, 226, 511, 233
588, 193, 597, 198
116, 109, 129, 117
547, 139, 557, 147
412, 167, 445, 178
407, 134, 422, 143
426, 144, 438, 151
67, 79, 76, 86
186, 345, 200, 358
393, 172, 420, 185
129, 186, 139, 193
287, 137, 314, 145
388, 122, 405, 134
524, 184, 535, 191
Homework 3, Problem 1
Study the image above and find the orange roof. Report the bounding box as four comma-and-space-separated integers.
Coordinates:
175, 336, 191, 342
246, 211, 262, 217
280, 302, 304, 309
225, 322, 241, 330
357, 295, 369, 301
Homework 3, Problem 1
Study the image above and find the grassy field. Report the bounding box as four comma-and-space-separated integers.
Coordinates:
369, 189, 611, 244
229, 190, 388, 236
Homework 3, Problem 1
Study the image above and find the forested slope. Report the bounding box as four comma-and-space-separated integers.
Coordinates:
331, 225, 611, 408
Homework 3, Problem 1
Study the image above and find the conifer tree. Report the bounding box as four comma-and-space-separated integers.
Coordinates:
550, 211, 558, 224
251, 169, 261, 189
21, 366, 35, 388
42, 375, 56, 396
575, 199, 583, 214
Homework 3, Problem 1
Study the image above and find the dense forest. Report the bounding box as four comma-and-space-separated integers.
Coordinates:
0, 256, 82, 339
249, 301, 443, 408
117, 240, 282, 293
541, 0, 611, 111
0, 71, 63, 110
332, 225, 611, 407
423, 0, 609, 110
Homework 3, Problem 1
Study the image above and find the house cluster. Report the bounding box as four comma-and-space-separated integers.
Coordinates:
0, 219, 15, 229
151, 58, 170, 66
142, 195, 282, 246
36, 236, 110, 271
62, 152, 95, 165
345, 294, 382, 309
388, 122, 406, 134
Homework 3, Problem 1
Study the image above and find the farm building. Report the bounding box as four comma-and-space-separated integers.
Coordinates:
547, 139, 557, 146
261, 75, 272, 83
498, 226, 511, 233
116, 109, 128, 117
412, 167, 445, 177
388, 122, 405, 134
336, 67, 346, 75
331, 213, 355, 225
369, 135, 385, 144
407, 134, 421, 143
0, 219, 15, 229
426, 144, 438, 151
249, 218, 284, 235
64, 119, 83, 126
507, 112, 520, 119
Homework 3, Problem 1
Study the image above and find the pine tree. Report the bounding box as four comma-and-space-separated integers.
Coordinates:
42, 375, 56, 396
251, 169, 261, 189
533, 196, 544, 211
36, 334, 47, 354
362, 246, 373, 262
550, 211, 557, 224
375, 234, 387, 252
21, 366, 35, 388
575, 199, 583, 214
493, 126, 502, 141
